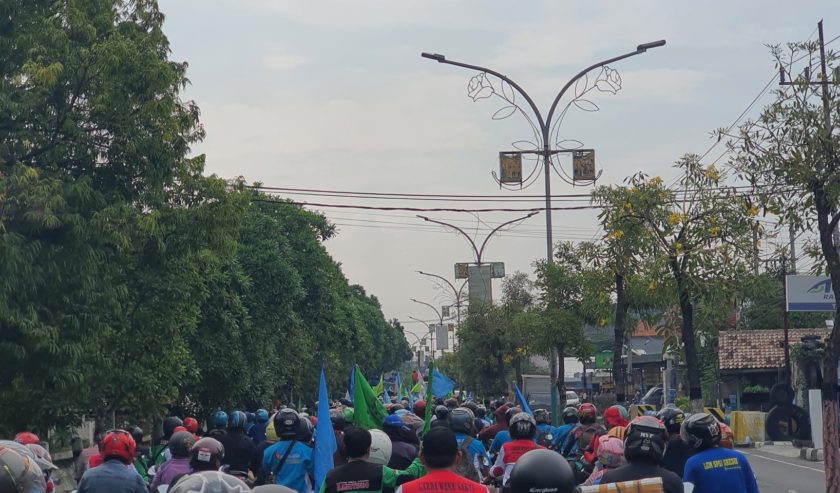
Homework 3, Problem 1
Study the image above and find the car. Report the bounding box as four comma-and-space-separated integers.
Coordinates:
639, 386, 664, 407
565, 391, 580, 407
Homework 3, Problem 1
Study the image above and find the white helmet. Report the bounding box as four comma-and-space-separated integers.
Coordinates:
367, 429, 392, 465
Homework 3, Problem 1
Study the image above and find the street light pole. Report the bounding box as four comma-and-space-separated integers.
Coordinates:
416, 270, 467, 328
408, 315, 435, 361
421, 39, 665, 425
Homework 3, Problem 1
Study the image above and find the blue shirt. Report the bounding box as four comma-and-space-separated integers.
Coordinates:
551, 424, 575, 451
683, 447, 759, 493
489, 430, 512, 455
263, 440, 315, 493
455, 433, 490, 475
78, 459, 147, 493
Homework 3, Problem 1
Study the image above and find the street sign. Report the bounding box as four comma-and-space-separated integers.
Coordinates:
454, 263, 469, 279
434, 324, 449, 350
573, 150, 596, 181
499, 152, 523, 184
595, 350, 613, 369
490, 262, 505, 278
785, 275, 835, 312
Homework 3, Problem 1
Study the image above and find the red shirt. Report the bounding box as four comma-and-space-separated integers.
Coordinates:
397, 470, 488, 493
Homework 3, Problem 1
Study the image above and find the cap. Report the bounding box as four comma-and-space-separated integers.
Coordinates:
383, 414, 410, 432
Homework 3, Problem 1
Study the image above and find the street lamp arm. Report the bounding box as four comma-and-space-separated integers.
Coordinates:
476, 211, 540, 264
417, 215, 481, 262
420, 53, 547, 134
545, 41, 665, 130
416, 270, 459, 300
410, 298, 444, 324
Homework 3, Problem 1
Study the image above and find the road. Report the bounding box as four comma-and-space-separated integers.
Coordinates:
741, 447, 825, 493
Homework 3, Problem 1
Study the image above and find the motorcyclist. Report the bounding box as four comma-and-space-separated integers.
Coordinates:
251, 412, 279, 479
219, 410, 257, 479
0, 446, 47, 493
190, 437, 225, 472
251, 409, 271, 445
532, 409, 556, 448
168, 470, 251, 493
582, 405, 628, 465
259, 408, 315, 492
560, 403, 604, 459
183, 417, 201, 438
474, 406, 490, 433
150, 431, 196, 491
395, 427, 488, 493
430, 406, 450, 429
150, 416, 183, 466
595, 416, 683, 493
488, 407, 522, 456
489, 412, 541, 487
25, 442, 59, 492
657, 407, 693, 476
682, 413, 758, 493
506, 449, 577, 493
448, 407, 489, 482
550, 407, 578, 451
13, 432, 40, 446
476, 404, 509, 445
207, 411, 228, 440
411, 401, 426, 419
581, 435, 625, 486
329, 408, 349, 466
77, 430, 147, 493
382, 415, 418, 470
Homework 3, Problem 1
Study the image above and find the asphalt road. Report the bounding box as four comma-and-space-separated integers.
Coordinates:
741, 448, 825, 493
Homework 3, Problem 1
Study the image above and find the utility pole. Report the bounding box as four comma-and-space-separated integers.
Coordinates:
789, 221, 797, 274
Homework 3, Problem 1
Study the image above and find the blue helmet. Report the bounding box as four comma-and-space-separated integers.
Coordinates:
256, 409, 270, 424
229, 411, 247, 429
246, 412, 256, 424
212, 410, 228, 428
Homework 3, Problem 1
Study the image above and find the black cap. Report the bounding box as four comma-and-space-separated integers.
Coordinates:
508, 449, 576, 493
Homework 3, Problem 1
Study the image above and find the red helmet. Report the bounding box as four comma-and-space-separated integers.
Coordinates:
183, 417, 199, 434
578, 403, 597, 422
13, 432, 40, 445
173, 426, 188, 434
100, 430, 136, 464
413, 400, 426, 417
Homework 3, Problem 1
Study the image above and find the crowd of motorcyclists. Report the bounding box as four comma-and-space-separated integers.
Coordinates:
0, 396, 759, 493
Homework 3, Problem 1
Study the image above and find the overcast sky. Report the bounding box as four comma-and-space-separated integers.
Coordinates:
158, 0, 837, 344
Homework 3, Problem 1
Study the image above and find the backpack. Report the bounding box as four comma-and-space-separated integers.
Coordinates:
575, 424, 605, 457
453, 436, 480, 482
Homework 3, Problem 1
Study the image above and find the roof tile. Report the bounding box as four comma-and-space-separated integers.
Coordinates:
718, 329, 831, 370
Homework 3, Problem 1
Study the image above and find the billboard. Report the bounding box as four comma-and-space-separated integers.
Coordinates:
785, 275, 835, 312
468, 265, 493, 305
434, 324, 449, 350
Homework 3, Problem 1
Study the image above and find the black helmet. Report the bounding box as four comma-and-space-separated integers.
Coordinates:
462, 401, 478, 414
163, 416, 184, 441
329, 408, 347, 430
624, 416, 668, 464
656, 407, 686, 435
434, 405, 450, 421
507, 449, 576, 493
190, 437, 225, 471
534, 408, 550, 425
475, 406, 487, 419
681, 412, 721, 450
169, 470, 250, 493
509, 412, 537, 440
169, 431, 197, 458
274, 408, 301, 440
128, 425, 144, 445
561, 406, 579, 424
450, 407, 476, 435
505, 406, 522, 423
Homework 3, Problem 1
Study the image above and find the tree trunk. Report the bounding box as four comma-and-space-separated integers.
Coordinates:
613, 272, 628, 403
671, 258, 703, 411
557, 344, 567, 408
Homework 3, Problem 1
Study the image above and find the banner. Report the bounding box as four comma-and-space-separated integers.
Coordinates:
786, 275, 835, 311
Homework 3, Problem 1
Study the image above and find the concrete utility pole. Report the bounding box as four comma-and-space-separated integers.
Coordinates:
422, 39, 665, 424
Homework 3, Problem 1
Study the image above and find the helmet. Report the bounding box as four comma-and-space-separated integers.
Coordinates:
265, 413, 278, 442
25, 443, 57, 472
507, 449, 576, 493
561, 406, 579, 424
383, 414, 410, 434
509, 412, 537, 440
274, 408, 301, 440
434, 405, 450, 421
624, 416, 668, 464
228, 411, 247, 429
169, 470, 250, 493
596, 435, 625, 469
367, 429, 392, 465
578, 403, 597, 423
212, 411, 228, 429
449, 407, 476, 435
444, 398, 458, 409
607, 426, 626, 440
475, 405, 487, 419
169, 431, 197, 458
183, 417, 199, 434
297, 416, 314, 442
330, 408, 348, 430
611, 405, 630, 422
127, 425, 144, 444
719, 423, 734, 449
462, 401, 478, 414
190, 437, 225, 471
252, 485, 297, 493
163, 416, 184, 440
246, 412, 256, 424
681, 413, 721, 450
13, 432, 40, 446
656, 407, 686, 435
0, 447, 47, 493
505, 406, 522, 424
173, 426, 188, 435
256, 409, 270, 424
390, 404, 404, 414
413, 400, 426, 417
101, 429, 136, 464
534, 408, 551, 425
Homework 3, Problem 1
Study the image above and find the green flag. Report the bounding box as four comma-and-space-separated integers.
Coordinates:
372, 375, 384, 396
410, 380, 423, 394
352, 366, 388, 430
423, 362, 434, 435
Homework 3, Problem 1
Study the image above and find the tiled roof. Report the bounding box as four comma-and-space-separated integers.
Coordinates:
719, 329, 831, 370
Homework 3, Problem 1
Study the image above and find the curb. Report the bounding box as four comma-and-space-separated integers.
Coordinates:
799, 447, 824, 461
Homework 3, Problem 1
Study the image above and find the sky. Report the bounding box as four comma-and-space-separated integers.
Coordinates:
157, 0, 838, 346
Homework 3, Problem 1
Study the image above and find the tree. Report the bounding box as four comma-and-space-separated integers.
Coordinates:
618, 157, 756, 409
730, 39, 840, 488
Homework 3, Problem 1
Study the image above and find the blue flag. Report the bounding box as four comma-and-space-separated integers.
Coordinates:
394, 373, 402, 400
431, 368, 456, 397
314, 367, 337, 490
382, 386, 391, 405
513, 384, 533, 416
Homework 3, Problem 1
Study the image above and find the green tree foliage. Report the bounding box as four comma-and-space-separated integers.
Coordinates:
0, 1, 409, 435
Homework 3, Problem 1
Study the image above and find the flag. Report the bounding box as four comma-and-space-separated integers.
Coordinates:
423, 362, 434, 434
352, 366, 388, 430
431, 368, 456, 398
382, 386, 391, 405
372, 375, 384, 397
347, 365, 355, 403
313, 367, 337, 490
410, 380, 424, 394
513, 384, 533, 416
394, 373, 402, 400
